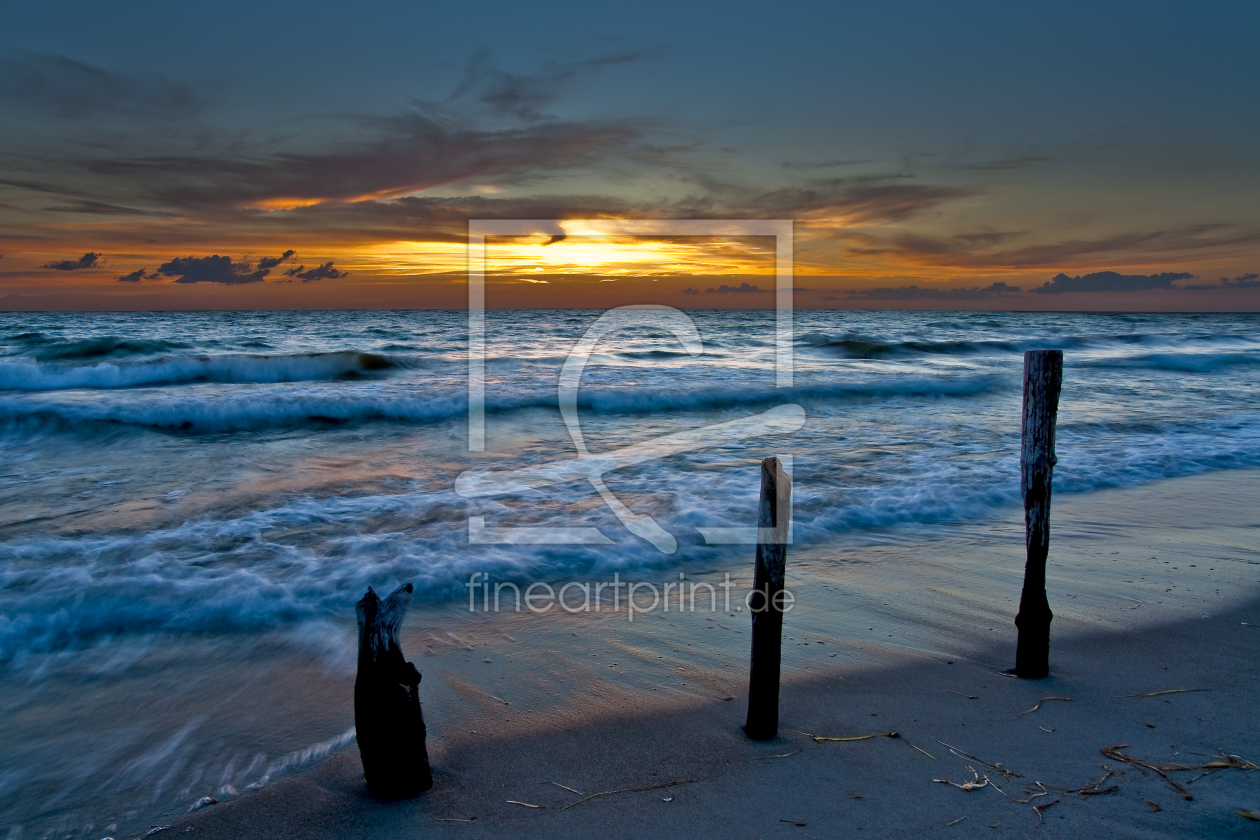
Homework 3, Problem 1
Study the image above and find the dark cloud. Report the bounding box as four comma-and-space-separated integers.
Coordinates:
687, 178, 975, 225
1029, 271, 1193, 294
706, 282, 770, 294
681, 286, 700, 295
44, 252, 101, 271
1180, 272, 1260, 290
283, 262, 347, 282
0, 49, 974, 251
0, 53, 201, 119
845, 225, 1260, 270
257, 249, 296, 269
847, 281, 1023, 300
78, 52, 652, 213
157, 255, 269, 285
1222, 272, 1260, 288
88, 110, 644, 212
117, 268, 161, 283
543, 234, 567, 245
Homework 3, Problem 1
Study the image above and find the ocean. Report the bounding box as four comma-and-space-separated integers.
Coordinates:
2, 308, 1258, 836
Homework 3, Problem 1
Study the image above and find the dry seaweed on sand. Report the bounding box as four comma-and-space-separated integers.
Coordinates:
1100, 745, 1192, 801
435, 817, 477, 822
506, 800, 543, 808
1121, 688, 1208, 698
934, 768, 989, 791
550, 782, 583, 794
755, 749, 802, 759
1103, 748, 1254, 786
1100, 744, 1258, 801
560, 778, 696, 811
1014, 696, 1072, 718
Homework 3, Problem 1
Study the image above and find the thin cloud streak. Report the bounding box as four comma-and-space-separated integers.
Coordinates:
0, 53, 203, 119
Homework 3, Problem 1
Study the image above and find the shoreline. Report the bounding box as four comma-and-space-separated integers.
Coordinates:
168, 469, 1260, 839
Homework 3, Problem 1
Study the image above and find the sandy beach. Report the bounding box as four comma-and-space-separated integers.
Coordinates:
163, 469, 1260, 839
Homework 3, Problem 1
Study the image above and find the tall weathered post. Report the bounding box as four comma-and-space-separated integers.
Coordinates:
1014, 350, 1063, 678
745, 456, 792, 740
355, 583, 433, 797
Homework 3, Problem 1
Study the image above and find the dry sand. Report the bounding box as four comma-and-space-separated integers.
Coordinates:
171, 470, 1260, 839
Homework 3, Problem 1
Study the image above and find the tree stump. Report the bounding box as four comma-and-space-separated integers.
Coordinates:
1014, 350, 1063, 678
355, 583, 433, 797
745, 456, 791, 740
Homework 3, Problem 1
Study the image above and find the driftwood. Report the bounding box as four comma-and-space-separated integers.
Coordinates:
355, 583, 433, 797
1014, 350, 1062, 678
745, 456, 791, 740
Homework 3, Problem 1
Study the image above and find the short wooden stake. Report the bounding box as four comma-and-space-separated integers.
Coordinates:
1014, 350, 1063, 678
745, 456, 791, 740
355, 583, 433, 797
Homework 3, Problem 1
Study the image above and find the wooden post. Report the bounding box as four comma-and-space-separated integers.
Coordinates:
1014, 350, 1063, 678
745, 456, 791, 740
355, 583, 433, 797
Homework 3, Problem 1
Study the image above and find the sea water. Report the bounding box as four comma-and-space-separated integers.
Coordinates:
1, 308, 1258, 835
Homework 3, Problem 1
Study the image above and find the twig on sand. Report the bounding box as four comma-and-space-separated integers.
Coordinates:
755, 749, 802, 759
506, 800, 543, 808
946, 816, 966, 826
1068, 767, 1120, 796
1100, 744, 1258, 801
813, 731, 897, 743
561, 779, 696, 811
936, 741, 1022, 778
990, 780, 1049, 804
946, 690, 979, 700
1120, 688, 1208, 698
905, 740, 937, 760
551, 782, 583, 795
435, 817, 477, 822
1033, 799, 1060, 825
813, 730, 934, 759
1015, 696, 1072, 718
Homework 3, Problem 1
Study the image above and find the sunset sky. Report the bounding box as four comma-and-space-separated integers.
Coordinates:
1, 0, 1257, 310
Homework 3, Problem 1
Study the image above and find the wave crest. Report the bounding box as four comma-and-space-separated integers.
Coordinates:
0, 351, 402, 390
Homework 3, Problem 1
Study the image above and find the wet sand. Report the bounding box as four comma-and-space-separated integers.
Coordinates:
169, 470, 1260, 839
